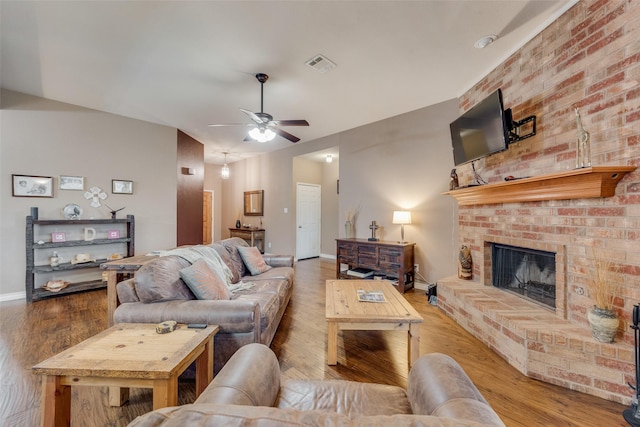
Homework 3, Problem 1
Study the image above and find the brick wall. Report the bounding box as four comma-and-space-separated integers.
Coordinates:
445, 0, 640, 403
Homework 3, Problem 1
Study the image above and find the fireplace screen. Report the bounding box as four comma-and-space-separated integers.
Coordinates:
492, 243, 556, 309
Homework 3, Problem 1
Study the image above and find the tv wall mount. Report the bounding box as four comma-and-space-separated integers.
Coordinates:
505, 108, 536, 144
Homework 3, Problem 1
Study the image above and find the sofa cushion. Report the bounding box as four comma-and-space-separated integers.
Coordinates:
179, 259, 231, 300
237, 246, 272, 275
278, 380, 411, 417
134, 255, 194, 303
221, 237, 250, 277
209, 243, 241, 284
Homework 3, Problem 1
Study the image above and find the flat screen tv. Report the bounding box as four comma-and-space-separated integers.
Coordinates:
449, 89, 509, 166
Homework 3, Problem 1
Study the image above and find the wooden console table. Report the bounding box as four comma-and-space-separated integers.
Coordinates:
336, 238, 415, 293
229, 228, 265, 253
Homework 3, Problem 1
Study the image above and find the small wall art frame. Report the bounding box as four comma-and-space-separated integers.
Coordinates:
112, 179, 133, 195
12, 174, 53, 197
59, 175, 85, 191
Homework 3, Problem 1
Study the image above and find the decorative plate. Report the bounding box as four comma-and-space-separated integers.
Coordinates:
62, 203, 83, 219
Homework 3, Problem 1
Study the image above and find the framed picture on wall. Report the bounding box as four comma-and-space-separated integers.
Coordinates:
59, 175, 84, 191
12, 174, 53, 197
112, 179, 133, 194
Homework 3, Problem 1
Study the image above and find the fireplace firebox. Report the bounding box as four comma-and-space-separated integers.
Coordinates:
491, 243, 556, 309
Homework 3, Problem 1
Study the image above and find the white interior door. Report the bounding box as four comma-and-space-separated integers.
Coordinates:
296, 183, 321, 260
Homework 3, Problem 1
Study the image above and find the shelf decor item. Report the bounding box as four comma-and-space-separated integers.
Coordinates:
12, 174, 53, 197
51, 232, 66, 243
62, 203, 83, 219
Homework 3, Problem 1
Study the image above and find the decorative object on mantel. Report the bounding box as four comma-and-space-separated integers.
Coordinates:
575, 107, 591, 168
585, 249, 621, 343
236, 219, 241, 229
449, 168, 459, 190
458, 245, 472, 280
368, 221, 379, 241
84, 186, 107, 207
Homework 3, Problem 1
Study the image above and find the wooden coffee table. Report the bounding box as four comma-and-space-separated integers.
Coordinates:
326, 279, 423, 368
33, 323, 219, 427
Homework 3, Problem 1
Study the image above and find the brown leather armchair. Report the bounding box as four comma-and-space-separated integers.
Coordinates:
128, 343, 505, 426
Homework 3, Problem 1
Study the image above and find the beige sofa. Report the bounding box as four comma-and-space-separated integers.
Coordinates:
113, 238, 294, 373
128, 343, 505, 427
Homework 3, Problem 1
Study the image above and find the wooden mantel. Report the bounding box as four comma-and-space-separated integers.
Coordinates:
444, 166, 636, 206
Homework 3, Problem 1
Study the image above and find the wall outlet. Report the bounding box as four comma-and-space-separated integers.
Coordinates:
268, 242, 272, 249
414, 264, 419, 272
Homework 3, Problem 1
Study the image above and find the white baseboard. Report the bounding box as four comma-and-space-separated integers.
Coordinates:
320, 253, 336, 260
0, 291, 26, 302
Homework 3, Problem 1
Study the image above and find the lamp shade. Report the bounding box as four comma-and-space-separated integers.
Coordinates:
392, 211, 412, 225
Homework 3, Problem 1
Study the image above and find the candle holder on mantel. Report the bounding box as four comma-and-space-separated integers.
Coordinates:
368, 221, 379, 241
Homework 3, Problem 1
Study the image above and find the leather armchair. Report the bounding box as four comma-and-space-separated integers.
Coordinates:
128, 343, 505, 427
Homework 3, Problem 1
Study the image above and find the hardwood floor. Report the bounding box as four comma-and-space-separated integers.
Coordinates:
0, 257, 628, 426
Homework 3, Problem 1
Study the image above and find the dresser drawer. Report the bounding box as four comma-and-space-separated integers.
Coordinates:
338, 242, 357, 264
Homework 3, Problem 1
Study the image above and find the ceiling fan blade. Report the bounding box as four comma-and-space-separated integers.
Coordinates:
240, 108, 267, 124
273, 127, 300, 143
272, 119, 309, 127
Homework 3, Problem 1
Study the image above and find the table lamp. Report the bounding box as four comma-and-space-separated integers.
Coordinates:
392, 211, 411, 243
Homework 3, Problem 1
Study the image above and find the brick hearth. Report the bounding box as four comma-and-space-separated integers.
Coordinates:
438, 277, 633, 404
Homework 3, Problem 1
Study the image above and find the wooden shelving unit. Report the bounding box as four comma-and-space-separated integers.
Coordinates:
443, 166, 636, 206
26, 215, 135, 302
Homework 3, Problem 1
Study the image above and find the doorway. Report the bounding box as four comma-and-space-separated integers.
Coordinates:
203, 190, 213, 244
296, 183, 321, 260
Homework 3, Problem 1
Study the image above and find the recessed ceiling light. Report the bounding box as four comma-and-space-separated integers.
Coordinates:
474, 34, 498, 49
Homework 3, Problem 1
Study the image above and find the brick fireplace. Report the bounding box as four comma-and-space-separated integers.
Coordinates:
438, 0, 640, 405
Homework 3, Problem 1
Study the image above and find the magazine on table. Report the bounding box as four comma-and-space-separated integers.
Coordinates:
357, 289, 386, 303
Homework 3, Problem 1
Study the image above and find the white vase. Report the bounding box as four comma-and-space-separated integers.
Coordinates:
587, 306, 619, 343
345, 221, 352, 238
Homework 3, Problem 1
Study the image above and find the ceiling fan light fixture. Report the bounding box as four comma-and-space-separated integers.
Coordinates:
248, 127, 276, 143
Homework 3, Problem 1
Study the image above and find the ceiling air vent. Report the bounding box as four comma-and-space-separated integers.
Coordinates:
305, 54, 336, 74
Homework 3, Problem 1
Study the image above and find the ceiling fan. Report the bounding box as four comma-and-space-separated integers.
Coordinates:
209, 73, 309, 143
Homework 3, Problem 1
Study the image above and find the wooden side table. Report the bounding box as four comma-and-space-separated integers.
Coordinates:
229, 228, 265, 253
101, 254, 158, 326
33, 323, 219, 427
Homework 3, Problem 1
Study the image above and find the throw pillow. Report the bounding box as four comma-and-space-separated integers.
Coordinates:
237, 246, 272, 276
179, 259, 231, 300
134, 256, 194, 303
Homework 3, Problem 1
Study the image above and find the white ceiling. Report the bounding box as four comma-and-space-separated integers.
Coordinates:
1, 1, 575, 165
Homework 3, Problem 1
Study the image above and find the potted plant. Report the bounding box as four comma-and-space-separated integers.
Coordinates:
585, 249, 622, 343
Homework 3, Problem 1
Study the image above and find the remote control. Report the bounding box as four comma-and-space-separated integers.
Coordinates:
187, 323, 207, 329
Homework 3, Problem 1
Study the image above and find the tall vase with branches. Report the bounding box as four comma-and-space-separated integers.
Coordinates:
345, 207, 358, 238
585, 249, 622, 343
